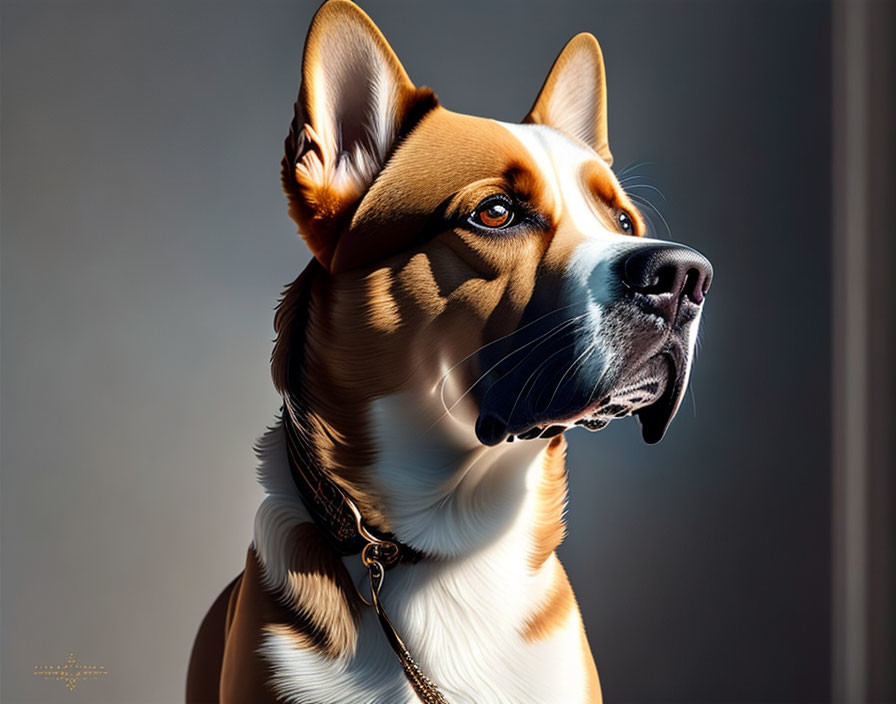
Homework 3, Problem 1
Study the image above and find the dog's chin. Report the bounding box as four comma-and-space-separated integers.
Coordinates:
474, 354, 688, 446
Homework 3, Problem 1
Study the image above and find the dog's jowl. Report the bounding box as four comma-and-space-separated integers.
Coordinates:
186, 2, 712, 702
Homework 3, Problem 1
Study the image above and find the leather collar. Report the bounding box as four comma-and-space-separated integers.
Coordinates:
282, 399, 425, 568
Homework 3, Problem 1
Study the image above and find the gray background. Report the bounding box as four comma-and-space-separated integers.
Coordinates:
1, 1, 832, 702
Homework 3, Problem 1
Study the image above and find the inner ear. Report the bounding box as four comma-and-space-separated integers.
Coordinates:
283, 0, 437, 269
523, 32, 613, 166
301, 3, 413, 177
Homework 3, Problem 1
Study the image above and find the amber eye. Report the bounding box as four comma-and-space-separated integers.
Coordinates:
618, 211, 633, 233
470, 196, 514, 230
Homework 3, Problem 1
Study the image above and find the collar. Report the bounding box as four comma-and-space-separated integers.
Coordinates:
281, 398, 425, 569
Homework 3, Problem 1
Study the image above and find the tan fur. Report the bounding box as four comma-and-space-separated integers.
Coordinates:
583, 160, 646, 237
215, 549, 297, 703
186, 577, 239, 703
363, 267, 403, 333
580, 620, 604, 703
521, 558, 576, 642
330, 109, 555, 272
187, 530, 360, 703
529, 435, 569, 572
277, 523, 362, 658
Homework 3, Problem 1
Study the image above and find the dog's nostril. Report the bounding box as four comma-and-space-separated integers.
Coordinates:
649, 266, 678, 295
683, 268, 705, 304
623, 245, 713, 307
693, 269, 713, 304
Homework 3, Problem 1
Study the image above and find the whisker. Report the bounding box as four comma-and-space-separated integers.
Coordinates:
432, 312, 588, 427
629, 193, 672, 240
623, 183, 666, 201
617, 175, 661, 187
440, 314, 586, 416
545, 344, 596, 410
584, 359, 613, 409
504, 339, 580, 429
436, 302, 581, 395
616, 160, 655, 178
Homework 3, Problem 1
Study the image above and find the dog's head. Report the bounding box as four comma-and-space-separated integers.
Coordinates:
279, 0, 711, 452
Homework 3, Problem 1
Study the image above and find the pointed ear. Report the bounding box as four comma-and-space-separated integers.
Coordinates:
282, 0, 438, 268
523, 33, 613, 166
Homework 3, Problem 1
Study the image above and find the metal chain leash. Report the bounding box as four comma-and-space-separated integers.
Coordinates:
348, 504, 450, 704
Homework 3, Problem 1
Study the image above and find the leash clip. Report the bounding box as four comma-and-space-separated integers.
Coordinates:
359, 542, 391, 607
344, 496, 449, 703
344, 495, 399, 607
346, 494, 400, 567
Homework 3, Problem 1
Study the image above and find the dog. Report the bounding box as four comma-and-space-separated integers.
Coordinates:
186, 1, 712, 702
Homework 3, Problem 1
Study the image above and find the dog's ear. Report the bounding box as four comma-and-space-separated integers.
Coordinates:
282, 0, 437, 269
523, 33, 613, 166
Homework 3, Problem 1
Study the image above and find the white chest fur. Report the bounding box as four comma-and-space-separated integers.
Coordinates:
253, 411, 594, 704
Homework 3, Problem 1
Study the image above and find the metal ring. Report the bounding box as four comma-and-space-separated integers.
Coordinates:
361, 542, 378, 567
368, 560, 385, 598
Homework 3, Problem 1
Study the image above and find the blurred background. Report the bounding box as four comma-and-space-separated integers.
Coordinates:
2, 1, 892, 702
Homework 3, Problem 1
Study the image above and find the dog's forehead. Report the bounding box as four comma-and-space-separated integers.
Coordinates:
333, 108, 623, 271
335, 109, 538, 268
356, 109, 538, 216
494, 121, 618, 234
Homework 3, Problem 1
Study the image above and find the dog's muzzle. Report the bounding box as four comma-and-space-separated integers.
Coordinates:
473, 242, 713, 446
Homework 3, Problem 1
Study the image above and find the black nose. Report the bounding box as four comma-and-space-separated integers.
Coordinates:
623, 244, 713, 314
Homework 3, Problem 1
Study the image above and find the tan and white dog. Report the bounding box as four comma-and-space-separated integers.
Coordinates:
187, 2, 712, 702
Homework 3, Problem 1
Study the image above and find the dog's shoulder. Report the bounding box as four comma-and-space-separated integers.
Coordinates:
186, 548, 285, 704
189, 529, 366, 703
186, 571, 242, 703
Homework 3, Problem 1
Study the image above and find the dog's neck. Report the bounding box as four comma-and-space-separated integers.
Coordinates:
276, 378, 559, 563
253, 399, 568, 612
265, 263, 567, 564
362, 391, 556, 558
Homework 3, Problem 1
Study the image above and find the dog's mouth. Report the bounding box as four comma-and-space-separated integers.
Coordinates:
577, 354, 684, 444
480, 354, 684, 446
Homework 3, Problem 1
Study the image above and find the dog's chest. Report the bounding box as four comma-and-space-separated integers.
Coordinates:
261, 538, 589, 704
253, 418, 595, 703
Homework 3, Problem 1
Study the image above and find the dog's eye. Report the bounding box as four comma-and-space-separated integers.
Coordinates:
470, 196, 514, 230
618, 211, 633, 233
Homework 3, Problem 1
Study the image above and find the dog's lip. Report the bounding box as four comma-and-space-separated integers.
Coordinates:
634, 354, 682, 444
477, 415, 569, 446
475, 354, 684, 446
474, 412, 511, 446
494, 362, 673, 444
567, 353, 679, 443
